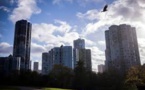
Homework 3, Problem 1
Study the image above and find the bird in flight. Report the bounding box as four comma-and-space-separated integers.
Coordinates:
102, 4, 108, 12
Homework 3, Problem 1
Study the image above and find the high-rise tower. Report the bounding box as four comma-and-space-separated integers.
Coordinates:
73, 38, 85, 49
42, 46, 73, 74
33, 62, 39, 73
73, 38, 92, 71
42, 52, 49, 75
105, 24, 140, 73
13, 20, 32, 70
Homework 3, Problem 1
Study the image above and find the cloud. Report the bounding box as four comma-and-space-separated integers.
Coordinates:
31, 20, 80, 65
32, 23, 57, 44
30, 18, 106, 70
31, 42, 47, 53
77, 9, 99, 21
86, 46, 105, 71
30, 42, 47, 63
32, 19, 77, 44
54, 19, 72, 33
77, 0, 145, 36
85, 39, 96, 46
83, 21, 108, 36
0, 42, 13, 56
76, 0, 145, 68
138, 38, 145, 49
57, 32, 79, 45
0, 6, 10, 12
98, 40, 105, 46
138, 38, 145, 64
9, 0, 41, 23
31, 17, 107, 71
88, 46, 105, 61
110, 0, 145, 22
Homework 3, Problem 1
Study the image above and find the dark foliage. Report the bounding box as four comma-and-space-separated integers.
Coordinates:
1, 63, 145, 90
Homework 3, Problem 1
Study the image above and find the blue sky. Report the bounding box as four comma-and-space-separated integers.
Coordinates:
0, 0, 145, 72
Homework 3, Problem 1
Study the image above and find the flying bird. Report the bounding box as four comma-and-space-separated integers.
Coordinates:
102, 4, 108, 12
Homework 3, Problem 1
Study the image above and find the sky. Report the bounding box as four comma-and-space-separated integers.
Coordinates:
0, 0, 145, 72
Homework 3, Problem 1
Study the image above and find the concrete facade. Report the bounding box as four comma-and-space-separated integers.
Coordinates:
42, 52, 49, 75
73, 38, 85, 49
73, 38, 92, 71
61, 46, 73, 69
33, 62, 39, 73
0, 55, 21, 74
105, 24, 141, 73
98, 64, 105, 73
77, 49, 92, 71
42, 46, 73, 74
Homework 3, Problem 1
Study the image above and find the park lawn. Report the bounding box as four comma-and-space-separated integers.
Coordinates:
43, 88, 72, 90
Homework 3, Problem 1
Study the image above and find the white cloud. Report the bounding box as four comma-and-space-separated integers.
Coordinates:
138, 38, 145, 64
86, 46, 105, 72
82, 21, 108, 35
31, 42, 47, 53
9, 0, 41, 23
31, 20, 80, 67
77, 9, 101, 21
30, 42, 47, 65
0, 6, 10, 12
0, 42, 13, 56
31, 17, 107, 71
5, 0, 145, 71
138, 38, 145, 48
57, 32, 79, 45
85, 38, 96, 46
31, 20, 104, 70
30, 42, 55, 70
98, 40, 105, 46
54, 19, 72, 33
88, 46, 105, 61
77, 0, 145, 36
76, 0, 145, 69
32, 19, 77, 44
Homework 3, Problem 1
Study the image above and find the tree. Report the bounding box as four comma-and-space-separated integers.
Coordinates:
48, 64, 74, 88
125, 66, 143, 90
73, 60, 88, 89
